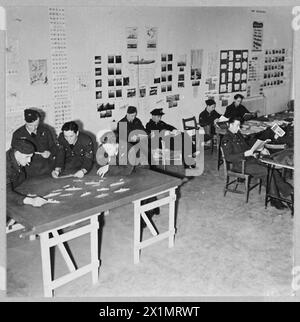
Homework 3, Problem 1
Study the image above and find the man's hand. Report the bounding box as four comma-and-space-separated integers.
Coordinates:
97, 165, 109, 178
51, 168, 61, 178
40, 150, 51, 159
24, 196, 48, 207
244, 149, 254, 157
74, 169, 86, 178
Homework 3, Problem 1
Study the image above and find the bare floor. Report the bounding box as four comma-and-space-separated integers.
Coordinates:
7, 151, 294, 298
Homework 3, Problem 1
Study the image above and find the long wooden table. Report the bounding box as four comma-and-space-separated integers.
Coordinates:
7, 168, 182, 297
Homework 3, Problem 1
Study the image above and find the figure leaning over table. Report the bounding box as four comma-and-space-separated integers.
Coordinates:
51, 121, 94, 179
221, 117, 293, 210
95, 129, 159, 224
11, 108, 57, 177
6, 138, 48, 208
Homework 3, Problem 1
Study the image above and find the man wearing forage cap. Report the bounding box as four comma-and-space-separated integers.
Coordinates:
145, 108, 179, 134
116, 105, 146, 144
6, 139, 48, 208
11, 108, 57, 177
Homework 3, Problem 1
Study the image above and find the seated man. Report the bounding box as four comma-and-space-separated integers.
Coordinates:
7, 139, 48, 208
11, 108, 57, 177
224, 94, 256, 121
146, 108, 178, 134
116, 105, 146, 144
198, 99, 221, 142
52, 121, 94, 178
221, 117, 293, 210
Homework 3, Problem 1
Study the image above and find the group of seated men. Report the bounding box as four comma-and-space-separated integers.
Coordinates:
7, 106, 182, 209
7, 93, 293, 211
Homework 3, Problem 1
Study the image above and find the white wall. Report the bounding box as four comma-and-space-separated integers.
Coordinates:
6, 6, 294, 143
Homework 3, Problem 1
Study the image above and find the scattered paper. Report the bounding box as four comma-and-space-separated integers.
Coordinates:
65, 186, 83, 191
95, 193, 109, 198
63, 185, 70, 188
110, 181, 125, 187
80, 192, 91, 197
85, 181, 101, 185
97, 188, 110, 191
114, 188, 130, 193
60, 193, 73, 197
43, 192, 61, 198
52, 189, 63, 192
73, 179, 83, 182
46, 199, 61, 204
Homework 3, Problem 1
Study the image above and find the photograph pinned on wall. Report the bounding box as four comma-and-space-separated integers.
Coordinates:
161, 53, 167, 62
190, 49, 203, 81
149, 86, 158, 96
95, 68, 102, 76
100, 110, 113, 118
161, 85, 166, 93
97, 103, 105, 112
168, 75, 172, 82
95, 56, 101, 64
178, 74, 184, 81
126, 27, 138, 50
179, 67, 184, 72
115, 55, 122, 64
167, 64, 173, 71
108, 67, 114, 76
127, 88, 136, 98
96, 91, 102, 99
192, 80, 200, 86
108, 90, 115, 98
177, 54, 186, 67
108, 55, 115, 64
123, 77, 130, 86
161, 74, 167, 82
154, 77, 160, 84
116, 78, 122, 86
115, 67, 122, 75
108, 79, 114, 87
168, 54, 173, 61
167, 84, 172, 92
95, 79, 102, 87
116, 89, 122, 98
146, 26, 158, 50
139, 86, 146, 98
28, 59, 48, 85
178, 82, 184, 88
161, 64, 167, 72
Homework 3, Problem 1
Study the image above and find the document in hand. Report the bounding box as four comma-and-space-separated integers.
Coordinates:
250, 139, 271, 152
243, 113, 254, 121
271, 123, 285, 137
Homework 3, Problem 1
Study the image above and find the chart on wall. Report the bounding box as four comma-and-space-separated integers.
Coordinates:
262, 48, 287, 88
219, 50, 248, 94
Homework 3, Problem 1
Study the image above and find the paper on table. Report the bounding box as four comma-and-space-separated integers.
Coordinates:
218, 115, 229, 122
43, 192, 61, 198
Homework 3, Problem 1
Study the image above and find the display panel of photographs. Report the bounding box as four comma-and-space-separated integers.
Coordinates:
107, 55, 123, 99
94, 56, 102, 108
97, 102, 115, 118
219, 49, 248, 94
262, 48, 286, 88
161, 53, 173, 92
166, 93, 180, 108
177, 54, 186, 88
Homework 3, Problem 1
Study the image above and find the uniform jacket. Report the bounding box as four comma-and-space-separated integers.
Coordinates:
198, 109, 221, 127
224, 103, 249, 119
6, 149, 28, 205
11, 124, 57, 176
145, 119, 176, 134
221, 130, 249, 165
55, 132, 94, 173
116, 116, 145, 142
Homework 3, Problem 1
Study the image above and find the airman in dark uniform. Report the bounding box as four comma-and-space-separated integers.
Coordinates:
224, 94, 255, 120
7, 139, 48, 210
116, 106, 146, 144
53, 121, 94, 178
221, 117, 292, 209
11, 109, 57, 177
145, 108, 176, 134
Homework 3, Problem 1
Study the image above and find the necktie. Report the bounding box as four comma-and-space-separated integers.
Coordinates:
31, 132, 36, 138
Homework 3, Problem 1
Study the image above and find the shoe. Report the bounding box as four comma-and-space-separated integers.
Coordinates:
270, 198, 287, 210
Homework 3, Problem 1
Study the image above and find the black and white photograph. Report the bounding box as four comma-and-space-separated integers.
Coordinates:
2, 1, 299, 304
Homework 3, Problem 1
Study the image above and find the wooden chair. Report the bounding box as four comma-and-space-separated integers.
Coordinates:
220, 147, 262, 203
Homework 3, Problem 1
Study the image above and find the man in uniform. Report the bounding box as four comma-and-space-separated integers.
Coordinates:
11, 109, 57, 177
52, 121, 94, 178
145, 108, 178, 134
116, 106, 146, 144
221, 117, 292, 210
198, 99, 221, 142
224, 94, 256, 120
7, 139, 48, 208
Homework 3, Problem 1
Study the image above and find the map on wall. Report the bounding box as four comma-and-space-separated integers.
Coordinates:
219, 49, 248, 94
